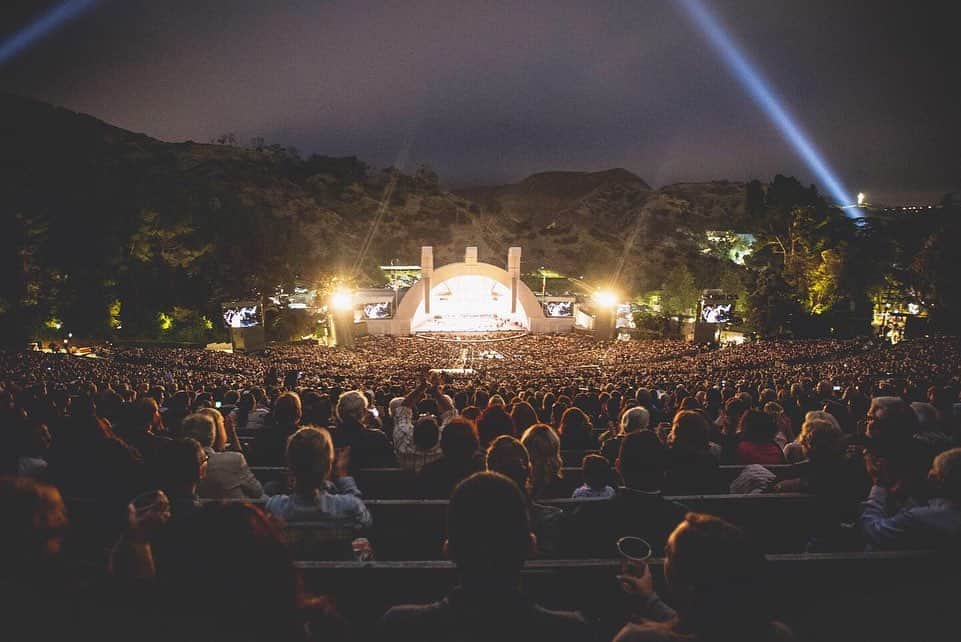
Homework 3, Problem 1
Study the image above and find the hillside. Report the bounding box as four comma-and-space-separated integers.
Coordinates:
0, 93, 750, 337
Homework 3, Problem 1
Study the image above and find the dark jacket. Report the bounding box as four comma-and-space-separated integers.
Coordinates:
563, 487, 688, 557
330, 419, 396, 474
379, 586, 590, 642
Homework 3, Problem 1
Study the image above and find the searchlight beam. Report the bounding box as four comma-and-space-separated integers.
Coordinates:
677, 0, 852, 207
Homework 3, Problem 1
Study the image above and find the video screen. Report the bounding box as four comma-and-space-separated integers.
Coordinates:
701, 303, 733, 324
543, 300, 573, 317
363, 301, 393, 319
223, 304, 261, 328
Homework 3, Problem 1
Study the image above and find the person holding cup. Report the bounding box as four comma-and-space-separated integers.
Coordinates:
614, 513, 795, 642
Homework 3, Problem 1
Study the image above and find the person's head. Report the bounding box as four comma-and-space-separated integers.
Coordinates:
910, 402, 940, 432
285, 426, 334, 489
157, 502, 302, 640
488, 394, 506, 409
477, 405, 516, 448
520, 423, 563, 491
929, 448, 961, 503
559, 406, 592, 438
0, 477, 68, 573
444, 472, 534, 586
669, 410, 710, 454
413, 415, 441, 452
439, 418, 479, 462
181, 413, 217, 449
336, 390, 368, 424
616, 430, 666, 491
485, 435, 531, 494
619, 405, 650, 435
737, 410, 777, 444
250, 386, 268, 407
663, 513, 770, 634
581, 454, 611, 491
460, 405, 482, 422
273, 392, 302, 427
510, 401, 539, 434
723, 397, 750, 433
158, 438, 208, 496
197, 408, 227, 451
867, 396, 907, 422
129, 397, 161, 432
798, 419, 842, 463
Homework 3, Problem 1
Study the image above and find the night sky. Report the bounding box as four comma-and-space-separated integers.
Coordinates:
1, 0, 957, 204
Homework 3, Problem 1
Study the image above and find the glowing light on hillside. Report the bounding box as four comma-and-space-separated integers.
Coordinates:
677, 0, 852, 207
593, 290, 619, 307
330, 290, 354, 311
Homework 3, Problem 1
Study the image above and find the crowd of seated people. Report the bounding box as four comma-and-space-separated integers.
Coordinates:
2, 335, 961, 639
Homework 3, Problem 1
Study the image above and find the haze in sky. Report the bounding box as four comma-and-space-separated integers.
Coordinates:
1, 0, 957, 204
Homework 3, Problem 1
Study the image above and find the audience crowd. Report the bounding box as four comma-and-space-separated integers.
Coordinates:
2, 334, 961, 640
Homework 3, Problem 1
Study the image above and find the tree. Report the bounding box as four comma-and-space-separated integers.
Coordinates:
660, 264, 700, 316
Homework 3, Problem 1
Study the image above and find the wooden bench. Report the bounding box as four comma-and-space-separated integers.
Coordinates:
293, 551, 958, 642
251, 464, 801, 499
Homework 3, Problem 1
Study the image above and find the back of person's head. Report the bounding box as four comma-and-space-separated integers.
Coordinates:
868, 396, 907, 421
473, 389, 490, 409
617, 430, 666, 491
911, 402, 940, 431
273, 391, 303, 427
737, 409, 777, 443
0, 477, 67, 573
582, 454, 611, 490
798, 419, 842, 463
250, 386, 268, 406
181, 413, 216, 448
285, 427, 334, 483
510, 401, 539, 433
445, 471, 532, 581
460, 405, 482, 422
724, 397, 750, 430
930, 448, 961, 503
440, 418, 479, 462
664, 513, 770, 635
336, 390, 368, 424
678, 396, 702, 411
559, 406, 592, 437
158, 438, 207, 493
521, 423, 563, 489
129, 397, 160, 431
197, 408, 227, 449
413, 416, 440, 452
477, 405, 515, 447
157, 502, 302, 640
620, 405, 650, 434
670, 410, 710, 454
485, 435, 531, 493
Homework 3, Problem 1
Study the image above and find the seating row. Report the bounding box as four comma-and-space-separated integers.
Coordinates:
292, 551, 957, 642
250, 464, 798, 498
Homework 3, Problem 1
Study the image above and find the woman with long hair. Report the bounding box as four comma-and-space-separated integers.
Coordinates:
521, 423, 565, 499
558, 406, 598, 451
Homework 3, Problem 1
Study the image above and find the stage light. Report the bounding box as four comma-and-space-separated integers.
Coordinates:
330, 290, 353, 311
857, 192, 866, 206
0, 0, 101, 66
593, 290, 618, 307
677, 0, 852, 207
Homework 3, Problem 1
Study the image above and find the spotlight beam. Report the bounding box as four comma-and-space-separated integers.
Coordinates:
677, 0, 852, 207
0, 0, 102, 67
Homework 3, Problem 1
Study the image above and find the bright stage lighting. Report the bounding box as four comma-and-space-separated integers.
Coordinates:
593, 290, 618, 307
677, 0, 852, 208
330, 290, 353, 311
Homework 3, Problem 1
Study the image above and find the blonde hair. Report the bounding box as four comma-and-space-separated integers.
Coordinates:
798, 419, 841, 461
521, 424, 564, 497
198, 408, 227, 451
